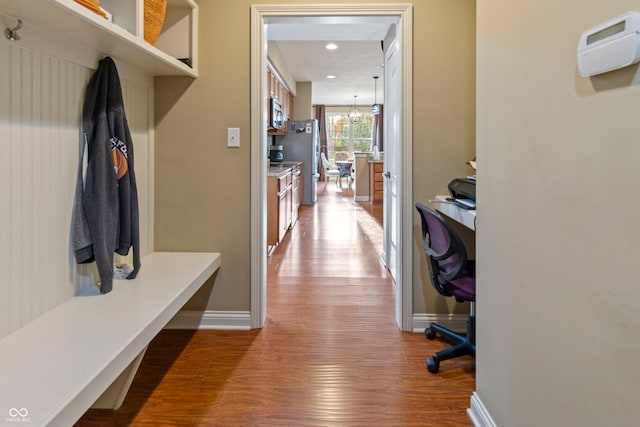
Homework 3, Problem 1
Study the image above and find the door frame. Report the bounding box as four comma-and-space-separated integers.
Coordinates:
250, 4, 413, 331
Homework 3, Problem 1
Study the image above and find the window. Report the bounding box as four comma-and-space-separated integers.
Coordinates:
325, 112, 374, 161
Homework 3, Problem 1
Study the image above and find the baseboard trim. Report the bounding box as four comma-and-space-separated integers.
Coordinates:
354, 195, 370, 202
412, 313, 468, 333
165, 310, 252, 330
467, 392, 497, 427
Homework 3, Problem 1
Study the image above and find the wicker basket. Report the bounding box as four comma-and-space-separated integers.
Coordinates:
144, 0, 167, 45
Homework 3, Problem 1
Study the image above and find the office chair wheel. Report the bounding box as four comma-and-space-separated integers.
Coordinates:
426, 356, 440, 373
425, 327, 436, 340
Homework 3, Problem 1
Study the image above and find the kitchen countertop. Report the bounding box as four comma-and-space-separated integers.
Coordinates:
267, 165, 292, 178
267, 161, 302, 177
271, 161, 303, 169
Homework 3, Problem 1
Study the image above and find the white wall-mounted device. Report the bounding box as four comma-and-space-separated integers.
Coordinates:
577, 12, 640, 77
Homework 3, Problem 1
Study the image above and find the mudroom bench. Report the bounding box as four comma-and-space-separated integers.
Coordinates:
0, 251, 221, 426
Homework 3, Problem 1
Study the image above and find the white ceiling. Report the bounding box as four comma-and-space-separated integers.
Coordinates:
266, 16, 396, 106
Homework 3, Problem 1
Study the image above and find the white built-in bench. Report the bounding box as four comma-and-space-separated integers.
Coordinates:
0, 252, 221, 426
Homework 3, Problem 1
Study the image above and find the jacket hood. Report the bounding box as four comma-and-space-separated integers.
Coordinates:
82, 56, 125, 132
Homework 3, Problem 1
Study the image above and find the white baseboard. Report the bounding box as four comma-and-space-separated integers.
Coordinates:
467, 392, 497, 427
412, 313, 469, 333
354, 195, 370, 202
165, 310, 252, 330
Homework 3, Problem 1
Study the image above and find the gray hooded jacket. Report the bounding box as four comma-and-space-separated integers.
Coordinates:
72, 56, 140, 293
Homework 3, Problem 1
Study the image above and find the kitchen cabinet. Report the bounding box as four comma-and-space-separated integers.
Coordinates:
267, 60, 293, 135
289, 164, 302, 229
296, 163, 303, 212
0, 0, 198, 77
278, 172, 292, 242
267, 176, 279, 246
369, 161, 384, 203
267, 168, 292, 247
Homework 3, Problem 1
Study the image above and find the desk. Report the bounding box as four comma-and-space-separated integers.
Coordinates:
433, 195, 476, 231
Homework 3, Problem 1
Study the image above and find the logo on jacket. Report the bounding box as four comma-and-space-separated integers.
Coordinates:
110, 137, 129, 179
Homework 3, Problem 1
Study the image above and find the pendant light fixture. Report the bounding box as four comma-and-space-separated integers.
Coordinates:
349, 95, 362, 122
371, 76, 380, 115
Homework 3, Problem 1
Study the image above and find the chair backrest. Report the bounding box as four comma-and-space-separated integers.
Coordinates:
415, 203, 471, 299
320, 152, 332, 169
334, 151, 349, 161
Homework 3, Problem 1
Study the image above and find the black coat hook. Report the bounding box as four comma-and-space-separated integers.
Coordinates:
5, 19, 23, 41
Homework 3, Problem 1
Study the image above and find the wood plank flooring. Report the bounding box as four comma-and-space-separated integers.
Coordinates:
76, 182, 475, 426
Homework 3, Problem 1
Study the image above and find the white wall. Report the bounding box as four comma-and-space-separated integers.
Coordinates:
0, 16, 154, 339
476, 1, 640, 425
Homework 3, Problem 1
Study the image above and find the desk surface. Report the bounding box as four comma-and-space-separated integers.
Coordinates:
434, 195, 476, 231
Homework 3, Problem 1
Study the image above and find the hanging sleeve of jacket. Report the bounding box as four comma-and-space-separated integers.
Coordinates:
72, 56, 141, 294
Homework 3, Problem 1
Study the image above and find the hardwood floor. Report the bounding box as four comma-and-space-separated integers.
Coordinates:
76, 182, 475, 426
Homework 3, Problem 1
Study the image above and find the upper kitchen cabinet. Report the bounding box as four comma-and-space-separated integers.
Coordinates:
267, 60, 293, 122
0, 0, 198, 77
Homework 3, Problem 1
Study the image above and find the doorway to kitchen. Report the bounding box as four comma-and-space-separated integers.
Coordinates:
250, 4, 413, 331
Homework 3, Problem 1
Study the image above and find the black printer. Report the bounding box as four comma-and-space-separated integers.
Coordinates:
448, 177, 476, 201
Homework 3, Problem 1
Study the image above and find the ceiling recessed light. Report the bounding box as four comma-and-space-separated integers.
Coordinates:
326, 75, 336, 79
325, 43, 338, 50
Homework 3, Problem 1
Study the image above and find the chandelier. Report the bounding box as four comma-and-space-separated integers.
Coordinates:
349, 95, 362, 122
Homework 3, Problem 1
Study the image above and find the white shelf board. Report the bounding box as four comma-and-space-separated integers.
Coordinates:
0, 252, 220, 426
0, 0, 196, 77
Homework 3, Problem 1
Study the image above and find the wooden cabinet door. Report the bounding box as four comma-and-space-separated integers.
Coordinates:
267, 176, 279, 245
370, 163, 384, 203
277, 173, 292, 242
269, 71, 275, 99
278, 187, 288, 242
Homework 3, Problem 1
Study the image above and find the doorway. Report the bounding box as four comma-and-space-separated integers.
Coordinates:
250, 4, 413, 331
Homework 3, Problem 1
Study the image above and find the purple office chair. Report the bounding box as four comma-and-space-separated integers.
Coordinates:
415, 203, 476, 373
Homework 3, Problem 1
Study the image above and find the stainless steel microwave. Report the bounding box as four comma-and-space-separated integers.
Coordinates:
270, 98, 284, 130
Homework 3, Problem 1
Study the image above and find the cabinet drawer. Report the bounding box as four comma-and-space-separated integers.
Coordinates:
374, 181, 384, 191
373, 163, 384, 173
278, 173, 291, 192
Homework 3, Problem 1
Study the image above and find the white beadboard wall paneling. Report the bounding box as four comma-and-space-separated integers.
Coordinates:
121, 79, 153, 257
1, 43, 83, 336
0, 36, 153, 339
0, 14, 151, 88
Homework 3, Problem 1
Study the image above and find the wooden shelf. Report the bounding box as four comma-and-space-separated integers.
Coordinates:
0, 0, 198, 77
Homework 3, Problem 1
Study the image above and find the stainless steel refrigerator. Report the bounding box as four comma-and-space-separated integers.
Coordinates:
279, 119, 319, 205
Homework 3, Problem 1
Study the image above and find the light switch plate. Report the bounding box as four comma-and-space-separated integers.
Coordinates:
227, 128, 240, 147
